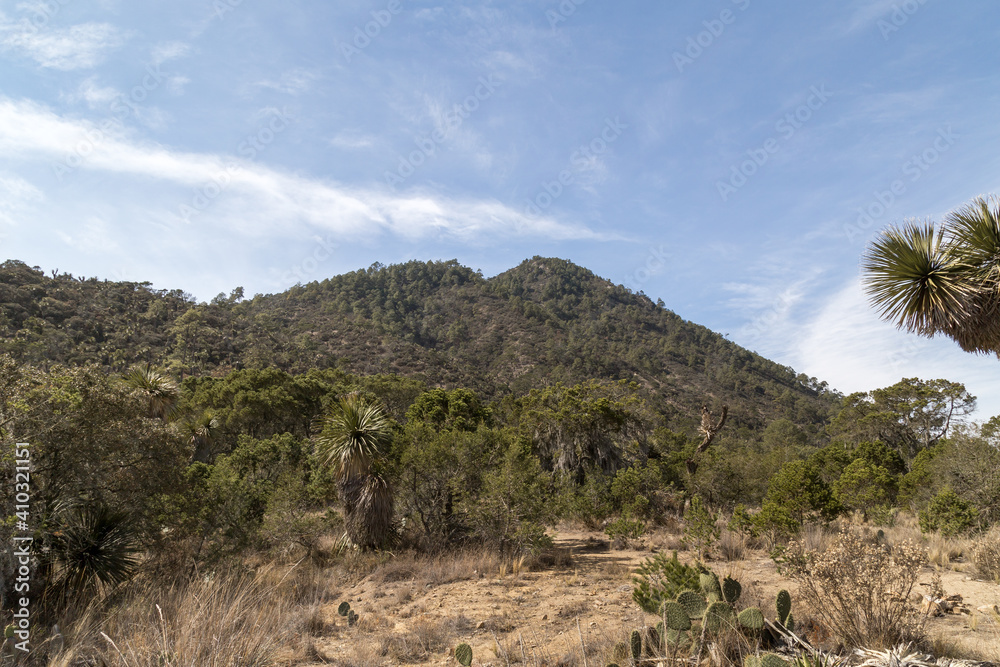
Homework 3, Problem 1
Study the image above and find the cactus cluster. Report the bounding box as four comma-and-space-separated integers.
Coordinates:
744, 652, 790, 667
337, 601, 359, 626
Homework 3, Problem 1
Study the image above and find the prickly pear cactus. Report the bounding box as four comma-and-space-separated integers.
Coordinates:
629, 629, 641, 663
784, 612, 795, 633
338, 601, 351, 616
737, 606, 765, 631
662, 601, 692, 631
721, 575, 742, 604
700, 572, 722, 601
776, 590, 791, 626
347, 610, 359, 626
703, 601, 735, 634
455, 643, 473, 666
676, 589, 707, 620
758, 653, 790, 667
612, 641, 628, 664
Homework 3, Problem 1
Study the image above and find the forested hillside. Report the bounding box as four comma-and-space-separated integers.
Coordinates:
0, 256, 836, 435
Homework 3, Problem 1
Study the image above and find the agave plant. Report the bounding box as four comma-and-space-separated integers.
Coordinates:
313, 393, 395, 549
862, 196, 1000, 355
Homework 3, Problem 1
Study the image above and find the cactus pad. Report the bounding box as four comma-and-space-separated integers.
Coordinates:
700, 572, 722, 601
630, 629, 641, 661
662, 601, 692, 631
721, 576, 742, 604
612, 641, 628, 664
784, 612, 795, 632
676, 589, 707, 619
703, 601, 735, 634
455, 643, 473, 666
737, 606, 765, 631
759, 653, 790, 667
776, 590, 791, 626
338, 601, 351, 616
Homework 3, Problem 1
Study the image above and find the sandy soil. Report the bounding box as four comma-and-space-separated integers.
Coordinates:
305, 528, 1000, 666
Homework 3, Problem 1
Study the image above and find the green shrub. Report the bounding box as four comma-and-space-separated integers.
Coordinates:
683, 495, 720, 557
632, 551, 702, 614
918, 488, 978, 537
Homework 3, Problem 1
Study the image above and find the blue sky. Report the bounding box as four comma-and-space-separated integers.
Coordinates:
2, 0, 1000, 417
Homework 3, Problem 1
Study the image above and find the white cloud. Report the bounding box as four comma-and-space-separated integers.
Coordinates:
787, 277, 1000, 418
151, 40, 191, 65
252, 68, 319, 96
64, 77, 120, 108
0, 172, 43, 227
0, 19, 126, 70
329, 131, 376, 150
0, 97, 611, 245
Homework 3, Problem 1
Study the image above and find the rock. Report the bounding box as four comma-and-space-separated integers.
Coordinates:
921, 595, 942, 616
476, 620, 486, 629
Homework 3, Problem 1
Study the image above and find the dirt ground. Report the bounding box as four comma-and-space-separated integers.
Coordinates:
305, 528, 1000, 666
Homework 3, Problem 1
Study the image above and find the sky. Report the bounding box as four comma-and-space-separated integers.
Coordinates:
2, 0, 1000, 417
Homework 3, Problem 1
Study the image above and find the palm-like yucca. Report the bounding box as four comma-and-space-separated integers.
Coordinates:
122, 364, 179, 419
183, 409, 220, 462
51, 504, 140, 596
862, 196, 1000, 355
313, 393, 394, 549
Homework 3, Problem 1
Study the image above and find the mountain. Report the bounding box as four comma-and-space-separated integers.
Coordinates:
0, 257, 837, 433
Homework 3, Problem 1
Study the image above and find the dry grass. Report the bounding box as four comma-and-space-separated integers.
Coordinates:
49, 565, 297, 667
971, 526, 1000, 581
718, 529, 748, 561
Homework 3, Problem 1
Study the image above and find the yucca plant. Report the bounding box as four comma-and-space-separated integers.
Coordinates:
122, 364, 180, 419
862, 196, 1000, 355
313, 393, 395, 549
49, 504, 140, 599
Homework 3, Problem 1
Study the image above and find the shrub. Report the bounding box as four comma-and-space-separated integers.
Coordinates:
632, 551, 702, 614
777, 530, 926, 649
683, 495, 720, 558
833, 459, 897, 522
918, 488, 978, 538
971, 527, 1000, 581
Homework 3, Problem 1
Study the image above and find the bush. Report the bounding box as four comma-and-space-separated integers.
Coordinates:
777, 530, 926, 649
918, 488, 978, 537
971, 527, 1000, 581
631, 551, 702, 614
683, 495, 719, 558
833, 459, 897, 522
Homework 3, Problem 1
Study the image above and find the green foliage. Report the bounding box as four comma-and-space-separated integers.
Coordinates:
406, 388, 490, 432
50, 504, 140, 595
683, 495, 720, 557
745, 653, 790, 667
466, 438, 556, 555
629, 629, 641, 663
833, 459, 897, 521
631, 551, 701, 615
604, 516, 646, 544
919, 487, 978, 537
700, 571, 722, 601
763, 460, 840, 525
454, 643, 473, 666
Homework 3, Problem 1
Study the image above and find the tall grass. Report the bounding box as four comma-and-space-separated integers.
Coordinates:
50, 566, 298, 667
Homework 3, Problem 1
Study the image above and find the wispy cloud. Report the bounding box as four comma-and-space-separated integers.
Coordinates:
151, 40, 191, 65
0, 97, 612, 245
0, 18, 127, 69
251, 68, 320, 96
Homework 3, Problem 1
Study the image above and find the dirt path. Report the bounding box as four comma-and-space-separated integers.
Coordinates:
307, 529, 1000, 665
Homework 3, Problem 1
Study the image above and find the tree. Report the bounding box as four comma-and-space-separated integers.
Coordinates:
862, 196, 1000, 354
313, 393, 394, 549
